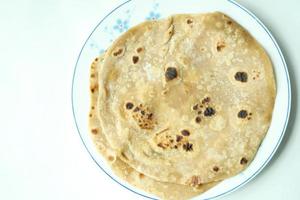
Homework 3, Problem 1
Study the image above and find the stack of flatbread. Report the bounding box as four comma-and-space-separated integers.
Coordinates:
88, 12, 276, 200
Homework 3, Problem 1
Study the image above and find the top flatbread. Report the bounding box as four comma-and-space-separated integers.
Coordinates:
96, 12, 276, 186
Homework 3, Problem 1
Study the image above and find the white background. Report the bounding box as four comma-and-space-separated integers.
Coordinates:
0, 0, 299, 199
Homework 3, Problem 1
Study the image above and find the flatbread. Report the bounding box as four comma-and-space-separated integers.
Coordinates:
89, 55, 218, 200
97, 12, 276, 186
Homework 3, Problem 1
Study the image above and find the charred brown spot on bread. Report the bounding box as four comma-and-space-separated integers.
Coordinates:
217, 41, 226, 52
176, 135, 183, 142
121, 152, 128, 160
227, 20, 232, 25
91, 106, 95, 110
235, 72, 248, 82
132, 56, 139, 64
112, 48, 123, 56
94, 57, 99, 62
125, 102, 134, 110
91, 128, 98, 135
252, 69, 261, 80
90, 84, 98, 93
132, 104, 155, 129
133, 107, 140, 112
195, 116, 201, 123
181, 129, 190, 136
136, 47, 143, 53
240, 157, 248, 165
90, 74, 95, 78
147, 113, 153, 119
204, 107, 216, 117
165, 67, 178, 81
193, 104, 198, 110
137, 122, 154, 130
202, 97, 211, 104
187, 19, 193, 24
89, 113, 92, 118
155, 132, 179, 150
139, 173, 145, 179
157, 143, 166, 149
108, 156, 114, 162
213, 166, 219, 172
183, 142, 193, 151
189, 176, 201, 187
198, 111, 202, 115
238, 110, 248, 118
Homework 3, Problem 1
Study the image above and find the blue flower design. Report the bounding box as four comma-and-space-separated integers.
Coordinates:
89, 43, 95, 48
146, 11, 161, 20
113, 19, 129, 33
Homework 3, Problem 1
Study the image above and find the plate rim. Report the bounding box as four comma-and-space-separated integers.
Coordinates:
71, 0, 291, 199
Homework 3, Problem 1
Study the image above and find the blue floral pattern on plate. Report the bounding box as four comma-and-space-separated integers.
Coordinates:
113, 19, 129, 33
146, 2, 161, 20
146, 11, 161, 20
88, 2, 161, 52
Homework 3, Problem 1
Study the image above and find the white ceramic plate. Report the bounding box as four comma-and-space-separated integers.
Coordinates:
72, 0, 291, 199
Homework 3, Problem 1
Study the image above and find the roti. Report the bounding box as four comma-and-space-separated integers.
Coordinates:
96, 12, 276, 186
89, 55, 218, 200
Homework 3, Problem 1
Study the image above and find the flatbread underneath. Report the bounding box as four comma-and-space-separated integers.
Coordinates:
89, 56, 218, 200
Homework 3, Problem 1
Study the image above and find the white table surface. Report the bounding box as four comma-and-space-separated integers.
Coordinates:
0, 0, 299, 199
